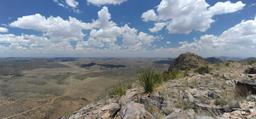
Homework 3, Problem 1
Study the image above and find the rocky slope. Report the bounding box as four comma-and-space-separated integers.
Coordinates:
168, 52, 207, 71
66, 53, 256, 119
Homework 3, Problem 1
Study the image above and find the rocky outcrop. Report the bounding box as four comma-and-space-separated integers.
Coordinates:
164, 109, 195, 119
68, 99, 120, 119
168, 52, 207, 71
68, 54, 256, 119
245, 67, 256, 74
120, 102, 153, 119
119, 88, 143, 105
68, 79, 256, 119
236, 80, 256, 96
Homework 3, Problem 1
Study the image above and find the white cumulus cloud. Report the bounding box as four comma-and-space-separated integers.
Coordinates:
87, 0, 127, 6
0, 27, 8, 33
149, 22, 166, 33
142, 0, 245, 34
10, 14, 90, 42
8, 6, 156, 55
65, 0, 79, 8
87, 7, 156, 50
141, 9, 158, 22
175, 18, 256, 57
54, 0, 80, 13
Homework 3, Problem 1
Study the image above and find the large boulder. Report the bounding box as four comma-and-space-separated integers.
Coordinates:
120, 102, 153, 119
168, 52, 207, 71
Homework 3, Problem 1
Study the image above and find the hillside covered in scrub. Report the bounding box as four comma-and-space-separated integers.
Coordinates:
67, 52, 256, 119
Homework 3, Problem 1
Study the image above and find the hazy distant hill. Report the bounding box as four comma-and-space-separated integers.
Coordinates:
205, 57, 223, 63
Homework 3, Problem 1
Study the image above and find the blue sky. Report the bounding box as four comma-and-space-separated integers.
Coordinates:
0, 0, 255, 57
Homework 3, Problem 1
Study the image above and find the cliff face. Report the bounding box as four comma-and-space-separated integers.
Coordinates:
168, 52, 207, 71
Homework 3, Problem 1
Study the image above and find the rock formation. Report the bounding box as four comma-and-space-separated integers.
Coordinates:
67, 53, 256, 119
168, 52, 207, 71
245, 67, 256, 74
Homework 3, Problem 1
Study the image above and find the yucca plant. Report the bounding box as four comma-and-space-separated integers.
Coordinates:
138, 69, 162, 93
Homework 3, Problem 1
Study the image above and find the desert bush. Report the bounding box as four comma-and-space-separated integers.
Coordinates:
225, 62, 230, 67
146, 104, 164, 118
215, 88, 240, 108
162, 71, 170, 81
138, 69, 162, 93
195, 66, 210, 74
162, 70, 184, 81
169, 70, 184, 79
110, 83, 130, 97
215, 98, 227, 106
247, 60, 256, 65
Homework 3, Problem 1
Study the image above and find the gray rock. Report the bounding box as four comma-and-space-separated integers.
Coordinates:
69, 102, 120, 119
195, 115, 214, 119
119, 88, 143, 105
99, 103, 120, 118
140, 95, 165, 109
120, 102, 153, 119
207, 90, 219, 99
164, 109, 195, 119
218, 110, 249, 119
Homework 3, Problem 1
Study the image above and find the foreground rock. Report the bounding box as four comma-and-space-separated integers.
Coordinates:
68, 76, 256, 119
68, 99, 120, 119
120, 102, 153, 119
119, 88, 143, 105
164, 109, 195, 119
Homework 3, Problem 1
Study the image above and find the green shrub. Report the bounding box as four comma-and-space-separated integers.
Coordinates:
110, 83, 129, 97
195, 66, 210, 74
169, 70, 184, 79
215, 98, 227, 106
225, 62, 230, 67
162, 70, 184, 81
162, 72, 170, 81
138, 69, 162, 93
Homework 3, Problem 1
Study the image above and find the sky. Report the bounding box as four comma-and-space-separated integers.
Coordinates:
0, 0, 255, 57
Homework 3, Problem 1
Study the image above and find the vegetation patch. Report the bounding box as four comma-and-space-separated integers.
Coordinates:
162, 70, 184, 81
175, 91, 194, 110
225, 62, 230, 67
195, 66, 211, 74
138, 69, 162, 93
109, 83, 131, 97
